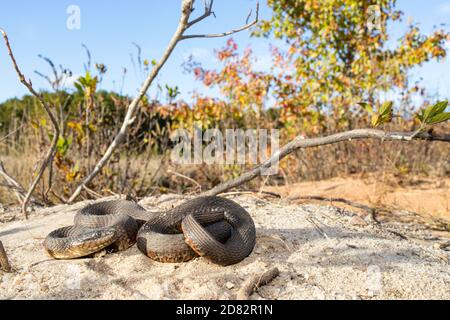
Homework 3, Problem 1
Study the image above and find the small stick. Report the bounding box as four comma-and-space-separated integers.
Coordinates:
220, 190, 281, 199
83, 185, 103, 199
439, 240, 450, 250
0, 241, 12, 273
167, 170, 202, 191
289, 195, 378, 222
236, 267, 280, 300
306, 217, 329, 239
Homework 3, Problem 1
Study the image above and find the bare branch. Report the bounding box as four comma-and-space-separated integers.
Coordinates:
1, 28, 60, 218
202, 129, 450, 197
0, 124, 26, 144
0, 162, 43, 207
186, 0, 215, 28
181, 2, 259, 40
67, 0, 196, 203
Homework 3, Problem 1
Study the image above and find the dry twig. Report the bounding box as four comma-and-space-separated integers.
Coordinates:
236, 267, 280, 300
0, 161, 42, 206
289, 195, 378, 223
0, 241, 12, 273
167, 170, 202, 191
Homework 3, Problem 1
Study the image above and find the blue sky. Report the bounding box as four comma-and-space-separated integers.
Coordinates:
0, 0, 449, 105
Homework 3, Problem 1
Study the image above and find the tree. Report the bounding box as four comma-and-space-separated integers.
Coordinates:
253, 0, 449, 128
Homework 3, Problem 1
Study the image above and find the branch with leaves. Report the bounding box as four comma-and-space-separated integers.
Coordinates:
67, 0, 259, 203
360, 100, 450, 137
202, 111, 450, 197
1, 29, 60, 218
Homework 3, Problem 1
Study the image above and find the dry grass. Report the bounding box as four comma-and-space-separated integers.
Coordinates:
1, 118, 449, 210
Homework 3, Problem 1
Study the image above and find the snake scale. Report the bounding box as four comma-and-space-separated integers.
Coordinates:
44, 196, 256, 266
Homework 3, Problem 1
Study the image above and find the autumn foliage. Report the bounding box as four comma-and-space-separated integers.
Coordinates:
1, 0, 449, 204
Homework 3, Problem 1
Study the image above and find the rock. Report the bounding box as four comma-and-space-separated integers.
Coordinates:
350, 216, 368, 226
225, 281, 235, 289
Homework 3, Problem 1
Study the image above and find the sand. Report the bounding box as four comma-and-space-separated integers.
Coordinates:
0, 194, 449, 300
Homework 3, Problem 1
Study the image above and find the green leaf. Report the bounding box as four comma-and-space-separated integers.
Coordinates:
74, 82, 83, 94
358, 102, 373, 114
379, 101, 393, 116
420, 100, 449, 124
428, 112, 450, 125
415, 110, 424, 122
371, 101, 393, 127
56, 136, 71, 156
433, 100, 448, 115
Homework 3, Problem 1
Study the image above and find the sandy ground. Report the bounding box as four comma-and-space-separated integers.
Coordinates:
0, 194, 449, 300
265, 176, 450, 226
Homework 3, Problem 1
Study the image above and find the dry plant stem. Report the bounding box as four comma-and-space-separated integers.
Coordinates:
68, 0, 259, 203
0, 241, 12, 273
0, 124, 26, 144
289, 195, 378, 222
236, 267, 280, 300
0, 161, 28, 203
167, 170, 202, 191
1, 29, 60, 218
203, 129, 450, 197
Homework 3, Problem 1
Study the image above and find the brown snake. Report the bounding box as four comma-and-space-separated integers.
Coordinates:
44, 196, 256, 266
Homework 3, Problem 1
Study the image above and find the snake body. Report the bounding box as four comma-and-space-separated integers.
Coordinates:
44, 196, 256, 265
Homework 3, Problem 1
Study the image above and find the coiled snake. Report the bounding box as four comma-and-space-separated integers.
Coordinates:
44, 196, 256, 266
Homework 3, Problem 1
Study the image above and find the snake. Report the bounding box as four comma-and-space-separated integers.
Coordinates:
44, 196, 256, 266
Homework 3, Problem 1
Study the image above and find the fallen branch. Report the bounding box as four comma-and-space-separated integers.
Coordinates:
236, 267, 280, 300
220, 190, 281, 199
1, 29, 60, 218
289, 195, 378, 223
68, 0, 259, 203
202, 129, 450, 197
0, 241, 12, 273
